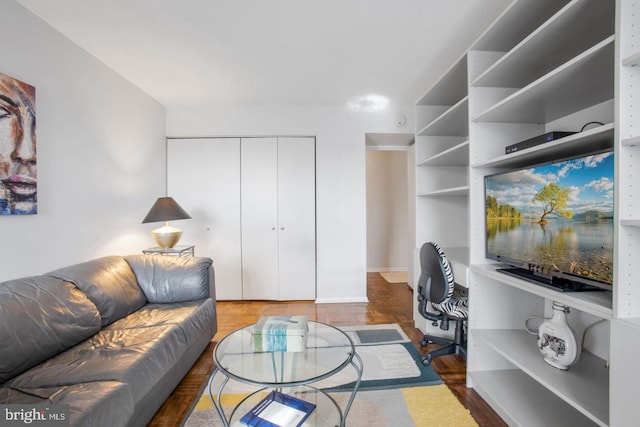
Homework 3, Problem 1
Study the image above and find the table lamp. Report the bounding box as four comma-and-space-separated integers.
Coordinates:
142, 197, 192, 249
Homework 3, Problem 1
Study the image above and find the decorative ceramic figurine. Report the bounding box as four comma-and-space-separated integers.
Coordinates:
537, 301, 579, 370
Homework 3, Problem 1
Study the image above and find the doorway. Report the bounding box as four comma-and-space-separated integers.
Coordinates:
365, 133, 414, 287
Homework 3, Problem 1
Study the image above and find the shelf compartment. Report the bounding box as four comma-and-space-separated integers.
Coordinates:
618, 317, 640, 328
472, 0, 614, 89
471, 370, 603, 427
615, 222, 640, 318
610, 318, 640, 425
472, 0, 570, 53
474, 36, 614, 124
417, 140, 469, 166
473, 329, 609, 426
415, 197, 468, 254
472, 123, 613, 169
621, 135, 640, 147
417, 186, 469, 197
622, 51, 640, 67
470, 264, 612, 319
416, 54, 467, 106
417, 97, 468, 137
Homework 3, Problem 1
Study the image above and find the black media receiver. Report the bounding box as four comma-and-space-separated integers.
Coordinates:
505, 131, 576, 154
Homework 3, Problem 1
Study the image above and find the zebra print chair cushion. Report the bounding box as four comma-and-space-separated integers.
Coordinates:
432, 287, 469, 319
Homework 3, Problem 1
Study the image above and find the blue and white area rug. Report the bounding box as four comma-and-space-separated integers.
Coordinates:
317, 324, 442, 391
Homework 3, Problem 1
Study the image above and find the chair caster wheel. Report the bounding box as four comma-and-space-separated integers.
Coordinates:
421, 357, 432, 366
420, 339, 428, 346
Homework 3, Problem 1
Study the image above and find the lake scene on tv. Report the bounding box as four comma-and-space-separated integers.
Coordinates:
486, 152, 614, 285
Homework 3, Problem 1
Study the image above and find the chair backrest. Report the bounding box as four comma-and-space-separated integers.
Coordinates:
417, 242, 455, 305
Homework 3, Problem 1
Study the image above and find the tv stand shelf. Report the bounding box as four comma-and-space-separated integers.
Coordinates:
471, 264, 612, 319
497, 267, 606, 293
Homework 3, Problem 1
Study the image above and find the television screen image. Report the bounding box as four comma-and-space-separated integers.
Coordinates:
485, 151, 614, 291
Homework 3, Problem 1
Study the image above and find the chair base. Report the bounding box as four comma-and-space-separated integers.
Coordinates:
419, 318, 467, 365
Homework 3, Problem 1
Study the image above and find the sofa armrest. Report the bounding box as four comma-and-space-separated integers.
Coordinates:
124, 255, 215, 303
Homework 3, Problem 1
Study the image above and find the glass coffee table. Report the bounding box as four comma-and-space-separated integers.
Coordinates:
208, 321, 363, 427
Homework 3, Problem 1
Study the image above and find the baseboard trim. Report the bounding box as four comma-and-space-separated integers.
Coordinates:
315, 297, 369, 304
367, 267, 408, 273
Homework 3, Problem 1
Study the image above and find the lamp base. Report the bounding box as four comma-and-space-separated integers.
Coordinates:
151, 225, 183, 249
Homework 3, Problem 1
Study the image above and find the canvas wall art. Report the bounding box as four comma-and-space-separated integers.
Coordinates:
0, 71, 36, 215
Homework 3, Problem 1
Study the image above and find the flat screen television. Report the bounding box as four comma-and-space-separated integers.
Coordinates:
485, 150, 614, 292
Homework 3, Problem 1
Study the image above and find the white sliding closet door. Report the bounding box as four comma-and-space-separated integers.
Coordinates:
241, 138, 279, 299
168, 136, 315, 301
277, 137, 316, 300
241, 137, 316, 300
167, 138, 242, 300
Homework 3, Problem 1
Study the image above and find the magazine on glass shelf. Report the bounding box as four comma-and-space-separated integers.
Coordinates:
238, 390, 315, 427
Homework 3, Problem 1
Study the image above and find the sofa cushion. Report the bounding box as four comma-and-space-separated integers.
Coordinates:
0, 276, 101, 383
0, 381, 134, 427
107, 299, 217, 347
125, 255, 212, 303
6, 324, 188, 409
47, 256, 147, 326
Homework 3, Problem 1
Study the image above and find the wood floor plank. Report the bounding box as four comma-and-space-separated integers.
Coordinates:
147, 273, 506, 426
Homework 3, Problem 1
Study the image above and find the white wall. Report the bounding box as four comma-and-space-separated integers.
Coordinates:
167, 106, 413, 302
407, 145, 416, 289
0, 1, 166, 280
366, 150, 408, 272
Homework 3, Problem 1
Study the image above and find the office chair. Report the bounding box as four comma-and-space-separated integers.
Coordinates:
416, 242, 468, 365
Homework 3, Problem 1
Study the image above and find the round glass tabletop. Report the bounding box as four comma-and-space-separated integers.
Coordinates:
214, 321, 355, 386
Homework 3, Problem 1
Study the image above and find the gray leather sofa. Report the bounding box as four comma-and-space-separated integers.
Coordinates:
0, 254, 217, 427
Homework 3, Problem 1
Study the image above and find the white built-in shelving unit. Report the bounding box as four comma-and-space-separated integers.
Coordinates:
615, 0, 640, 319
610, 0, 640, 425
413, 0, 640, 425
414, 53, 470, 294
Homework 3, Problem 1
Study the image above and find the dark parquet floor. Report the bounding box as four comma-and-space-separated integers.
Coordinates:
148, 273, 506, 426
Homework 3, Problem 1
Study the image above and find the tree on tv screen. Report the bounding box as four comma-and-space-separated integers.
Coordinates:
532, 182, 572, 224
486, 195, 522, 220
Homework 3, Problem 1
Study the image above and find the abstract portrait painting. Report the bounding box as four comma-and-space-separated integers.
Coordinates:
0, 72, 36, 215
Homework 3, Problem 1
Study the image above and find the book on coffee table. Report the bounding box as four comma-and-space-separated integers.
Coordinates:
238, 390, 315, 427
252, 315, 308, 352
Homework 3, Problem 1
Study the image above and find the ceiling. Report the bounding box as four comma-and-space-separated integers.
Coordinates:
17, 0, 511, 110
